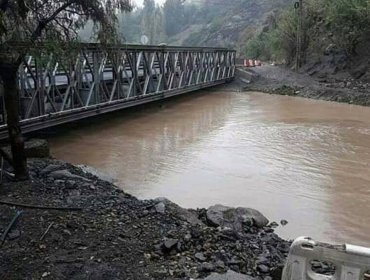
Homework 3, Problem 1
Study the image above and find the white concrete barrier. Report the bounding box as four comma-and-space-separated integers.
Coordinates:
282, 237, 370, 280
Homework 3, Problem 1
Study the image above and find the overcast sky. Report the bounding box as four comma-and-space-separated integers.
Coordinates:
132, 0, 166, 7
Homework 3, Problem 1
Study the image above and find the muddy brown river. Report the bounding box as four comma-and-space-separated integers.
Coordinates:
48, 90, 370, 246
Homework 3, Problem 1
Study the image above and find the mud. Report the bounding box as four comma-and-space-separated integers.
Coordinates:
238, 65, 370, 106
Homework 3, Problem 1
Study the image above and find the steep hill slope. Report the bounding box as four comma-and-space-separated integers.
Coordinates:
168, 0, 291, 52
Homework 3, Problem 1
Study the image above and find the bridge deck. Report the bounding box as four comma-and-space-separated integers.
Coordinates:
0, 44, 236, 139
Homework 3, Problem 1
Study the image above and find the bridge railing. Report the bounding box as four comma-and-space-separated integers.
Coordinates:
0, 43, 236, 137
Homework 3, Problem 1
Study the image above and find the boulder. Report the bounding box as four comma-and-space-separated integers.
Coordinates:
197, 270, 257, 280
49, 169, 90, 182
154, 198, 204, 226
163, 239, 178, 250
78, 165, 115, 183
195, 252, 207, 262
206, 205, 269, 230
154, 202, 166, 214
40, 164, 63, 175
257, 264, 270, 273
198, 262, 215, 273
280, 219, 288, 226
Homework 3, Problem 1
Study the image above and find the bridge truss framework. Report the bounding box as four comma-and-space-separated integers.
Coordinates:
0, 44, 236, 139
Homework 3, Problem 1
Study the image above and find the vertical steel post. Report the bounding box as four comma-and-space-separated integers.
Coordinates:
34, 58, 42, 117
132, 51, 138, 96
76, 51, 83, 103
0, 88, 4, 125
39, 58, 45, 116
159, 49, 165, 91
93, 51, 100, 104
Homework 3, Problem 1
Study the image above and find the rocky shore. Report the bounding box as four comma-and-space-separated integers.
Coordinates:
0, 158, 290, 280
237, 65, 370, 106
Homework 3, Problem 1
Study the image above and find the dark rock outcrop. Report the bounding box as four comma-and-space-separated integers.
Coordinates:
154, 197, 204, 226
206, 204, 269, 230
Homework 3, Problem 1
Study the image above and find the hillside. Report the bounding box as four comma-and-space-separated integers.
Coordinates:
243, 0, 370, 80
80, 0, 370, 79
169, 0, 291, 53
110, 0, 291, 54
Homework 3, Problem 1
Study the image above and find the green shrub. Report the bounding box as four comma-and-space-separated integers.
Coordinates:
245, 0, 370, 64
325, 0, 370, 53
245, 8, 297, 63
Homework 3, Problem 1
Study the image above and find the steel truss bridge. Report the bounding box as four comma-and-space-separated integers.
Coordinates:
0, 43, 236, 139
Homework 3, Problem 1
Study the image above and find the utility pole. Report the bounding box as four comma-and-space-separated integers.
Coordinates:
295, 0, 303, 71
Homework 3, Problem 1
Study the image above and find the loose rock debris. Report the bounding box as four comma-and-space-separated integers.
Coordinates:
0, 159, 291, 279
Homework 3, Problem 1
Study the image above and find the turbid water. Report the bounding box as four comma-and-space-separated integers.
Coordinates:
48, 89, 370, 246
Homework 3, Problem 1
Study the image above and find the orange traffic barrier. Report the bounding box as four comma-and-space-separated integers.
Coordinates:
243, 59, 261, 67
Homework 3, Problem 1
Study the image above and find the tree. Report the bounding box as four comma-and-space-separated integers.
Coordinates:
324, 0, 370, 54
153, 6, 166, 44
0, 0, 132, 180
119, 9, 142, 43
141, 0, 156, 44
141, 1, 167, 44
163, 0, 185, 37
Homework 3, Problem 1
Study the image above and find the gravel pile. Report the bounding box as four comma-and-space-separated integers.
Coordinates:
0, 159, 290, 279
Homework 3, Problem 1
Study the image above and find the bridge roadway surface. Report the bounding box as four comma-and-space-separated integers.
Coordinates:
0, 44, 236, 139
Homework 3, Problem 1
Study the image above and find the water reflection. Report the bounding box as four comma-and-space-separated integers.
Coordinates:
48, 91, 370, 246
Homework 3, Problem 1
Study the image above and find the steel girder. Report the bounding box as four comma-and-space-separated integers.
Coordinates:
0, 44, 236, 139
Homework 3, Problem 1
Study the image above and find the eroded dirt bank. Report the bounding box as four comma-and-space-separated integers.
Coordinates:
0, 158, 290, 280
237, 65, 370, 106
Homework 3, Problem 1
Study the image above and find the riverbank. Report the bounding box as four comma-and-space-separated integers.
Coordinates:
0, 158, 290, 280
237, 65, 370, 106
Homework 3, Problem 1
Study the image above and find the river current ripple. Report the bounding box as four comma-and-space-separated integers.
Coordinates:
49, 91, 370, 246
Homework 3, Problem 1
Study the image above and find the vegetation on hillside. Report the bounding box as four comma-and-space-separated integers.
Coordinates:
245, 0, 370, 64
80, 0, 195, 45
77, 0, 370, 71
79, 0, 292, 51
